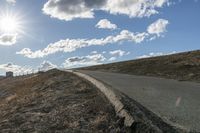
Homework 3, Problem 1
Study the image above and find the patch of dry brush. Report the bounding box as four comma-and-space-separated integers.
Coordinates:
0, 69, 127, 132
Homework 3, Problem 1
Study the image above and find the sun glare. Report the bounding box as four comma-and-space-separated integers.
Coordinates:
0, 13, 21, 33
0, 17, 18, 32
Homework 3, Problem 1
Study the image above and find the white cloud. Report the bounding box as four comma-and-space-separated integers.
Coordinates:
17, 19, 169, 59
137, 51, 176, 59
104, 0, 169, 18
108, 50, 130, 61
0, 33, 17, 46
96, 19, 117, 30
102, 51, 106, 54
63, 49, 131, 67
16, 48, 45, 59
43, 0, 170, 21
147, 19, 169, 36
38, 61, 57, 72
0, 61, 57, 75
91, 51, 98, 54
0, 63, 32, 74
17, 30, 148, 58
6, 0, 16, 4
108, 57, 117, 61
63, 54, 106, 68
42, 0, 106, 21
109, 50, 127, 57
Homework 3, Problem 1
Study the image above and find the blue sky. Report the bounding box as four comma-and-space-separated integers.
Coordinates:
0, 0, 199, 75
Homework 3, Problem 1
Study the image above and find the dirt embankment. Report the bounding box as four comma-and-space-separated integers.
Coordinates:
0, 69, 128, 132
80, 50, 200, 82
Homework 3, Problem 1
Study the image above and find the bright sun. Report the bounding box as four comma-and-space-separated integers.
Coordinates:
0, 14, 20, 33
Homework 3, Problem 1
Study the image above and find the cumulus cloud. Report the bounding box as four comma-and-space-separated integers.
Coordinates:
0, 61, 58, 75
147, 19, 169, 36
0, 33, 17, 46
0, 63, 32, 74
63, 54, 106, 68
6, 0, 16, 4
96, 19, 117, 30
137, 51, 176, 59
38, 61, 57, 72
108, 50, 130, 61
108, 57, 117, 61
42, 0, 106, 21
109, 50, 128, 57
16, 48, 45, 59
104, 0, 169, 18
43, 0, 170, 21
63, 49, 131, 68
17, 30, 147, 58
91, 51, 98, 54
17, 19, 169, 59
102, 51, 106, 54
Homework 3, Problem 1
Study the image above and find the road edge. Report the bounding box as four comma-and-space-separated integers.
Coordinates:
64, 70, 135, 127
62, 70, 190, 133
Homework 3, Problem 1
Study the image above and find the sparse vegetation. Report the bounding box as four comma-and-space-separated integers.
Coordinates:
0, 69, 193, 132
0, 69, 127, 132
80, 50, 200, 82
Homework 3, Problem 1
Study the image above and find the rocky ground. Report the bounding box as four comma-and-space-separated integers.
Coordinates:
80, 50, 200, 83
0, 69, 128, 133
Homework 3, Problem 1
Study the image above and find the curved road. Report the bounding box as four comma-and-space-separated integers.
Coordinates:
79, 70, 200, 132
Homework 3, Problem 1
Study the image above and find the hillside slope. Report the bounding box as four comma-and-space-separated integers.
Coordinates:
0, 69, 127, 132
80, 50, 200, 82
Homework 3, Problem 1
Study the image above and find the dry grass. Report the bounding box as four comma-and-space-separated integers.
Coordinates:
80, 50, 200, 82
0, 69, 127, 132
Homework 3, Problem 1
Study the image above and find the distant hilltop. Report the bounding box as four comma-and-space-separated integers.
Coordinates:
79, 50, 200, 83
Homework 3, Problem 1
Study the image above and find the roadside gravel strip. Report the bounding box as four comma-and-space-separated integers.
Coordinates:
65, 70, 188, 133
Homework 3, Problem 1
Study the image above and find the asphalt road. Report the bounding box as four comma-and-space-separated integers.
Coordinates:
79, 70, 200, 132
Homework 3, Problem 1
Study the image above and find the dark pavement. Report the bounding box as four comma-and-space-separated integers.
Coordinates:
80, 70, 200, 131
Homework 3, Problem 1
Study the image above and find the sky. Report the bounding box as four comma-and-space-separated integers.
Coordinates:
0, 0, 199, 75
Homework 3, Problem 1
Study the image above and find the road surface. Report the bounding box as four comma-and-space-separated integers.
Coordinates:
79, 70, 200, 132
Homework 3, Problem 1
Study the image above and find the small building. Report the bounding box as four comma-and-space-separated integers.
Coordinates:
6, 71, 13, 78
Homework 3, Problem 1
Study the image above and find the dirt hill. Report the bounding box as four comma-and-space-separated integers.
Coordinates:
0, 69, 128, 132
80, 50, 200, 82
